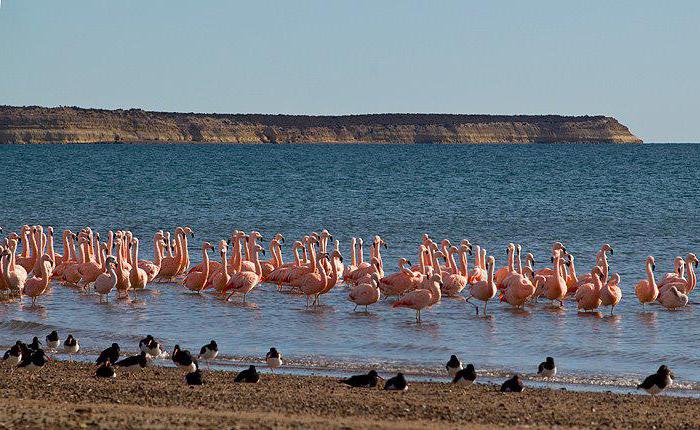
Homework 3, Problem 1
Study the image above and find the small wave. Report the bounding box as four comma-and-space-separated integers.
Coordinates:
0, 319, 57, 332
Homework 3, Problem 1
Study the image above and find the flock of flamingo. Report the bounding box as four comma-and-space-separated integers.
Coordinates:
0, 225, 697, 321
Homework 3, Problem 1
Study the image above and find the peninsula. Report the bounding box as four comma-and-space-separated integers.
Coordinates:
0, 105, 642, 144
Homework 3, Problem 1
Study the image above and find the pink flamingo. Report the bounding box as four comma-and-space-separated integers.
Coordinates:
138, 231, 165, 282
331, 239, 345, 285
156, 227, 184, 282
129, 238, 149, 291
348, 273, 381, 312
467, 255, 497, 315
94, 255, 118, 303
183, 242, 214, 293
658, 285, 689, 310
494, 243, 516, 289
316, 249, 343, 304
342, 237, 358, 282
635, 256, 658, 310
113, 239, 132, 298
266, 240, 304, 290
500, 274, 544, 309
658, 256, 686, 289
442, 245, 470, 297
224, 243, 264, 302
378, 257, 423, 297
210, 241, 231, 292
600, 273, 622, 315
2, 240, 28, 297
392, 273, 443, 322
574, 267, 604, 312
659, 253, 698, 296
535, 242, 567, 277
541, 250, 568, 307
296, 254, 328, 307
24, 254, 53, 306
77, 235, 103, 290
468, 245, 487, 284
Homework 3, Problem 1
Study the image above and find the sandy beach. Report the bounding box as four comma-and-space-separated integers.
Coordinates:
0, 361, 697, 429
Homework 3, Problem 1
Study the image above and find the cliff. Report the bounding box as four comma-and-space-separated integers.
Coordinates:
0, 106, 642, 144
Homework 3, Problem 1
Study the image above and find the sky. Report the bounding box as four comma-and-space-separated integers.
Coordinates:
1, 0, 698, 142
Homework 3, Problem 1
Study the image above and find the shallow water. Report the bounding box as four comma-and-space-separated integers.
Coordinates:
1, 143, 699, 393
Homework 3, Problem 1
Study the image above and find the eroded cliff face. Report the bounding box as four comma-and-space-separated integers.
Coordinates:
0, 106, 642, 144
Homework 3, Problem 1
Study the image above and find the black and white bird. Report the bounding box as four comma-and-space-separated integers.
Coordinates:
18, 349, 49, 372
186, 365, 204, 386
198, 340, 218, 365
95, 360, 116, 379
234, 365, 260, 383
63, 334, 79, 360
452, 363, 477, 385
384, 372, 408, 391
638, 365, 674, 396
446, 354, 463, 377
96, 343, 121, 366
171, 345, 197, 373
139, 335, 154, 353
339, 370, 382, 388
145, 338, 162, 358
265, 347, 282, 372
3, 344, 23, 367
46, 331, 60, 350
537, 357, 557, 377
28, 336, 42, 352
114, 351, 148, 372
500, 374, 524, 393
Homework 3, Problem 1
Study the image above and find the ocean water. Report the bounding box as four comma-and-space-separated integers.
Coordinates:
1, 143, 699, 392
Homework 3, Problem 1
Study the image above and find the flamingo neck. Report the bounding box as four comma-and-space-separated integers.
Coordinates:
350, 240, 357, 266
646, 261, 656, 288
460, 250, 469, 277
516, 249, 522, 274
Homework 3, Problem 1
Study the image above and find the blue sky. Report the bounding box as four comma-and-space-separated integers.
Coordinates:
1, 0, 698, 142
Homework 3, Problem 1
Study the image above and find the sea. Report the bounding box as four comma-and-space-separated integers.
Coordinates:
1, 143, 698, 395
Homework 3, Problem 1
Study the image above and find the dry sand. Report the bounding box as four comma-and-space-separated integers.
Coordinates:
0, 361, 697, 429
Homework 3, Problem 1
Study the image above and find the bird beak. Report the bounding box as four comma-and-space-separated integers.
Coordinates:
279, 236, 285, 244
259, 236, 266, 242
406, 260, 412, 266
260, 249, 266, 256
610, 248, 614, 255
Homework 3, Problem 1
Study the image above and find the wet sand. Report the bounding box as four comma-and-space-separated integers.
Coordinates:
1, 361, 698, 429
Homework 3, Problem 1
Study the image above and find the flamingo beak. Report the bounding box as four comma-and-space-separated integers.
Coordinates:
279, 236, 285, 244
259, 236, 266, 242
406, 260, 412, 266
652, 263, 656, 271
260, 249, 266, 256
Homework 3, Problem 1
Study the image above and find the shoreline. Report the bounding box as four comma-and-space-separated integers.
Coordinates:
1, 361, 699, 429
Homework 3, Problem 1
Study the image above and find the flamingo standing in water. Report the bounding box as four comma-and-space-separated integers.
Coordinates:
2, 240, 28, 297
467, 255, 497, 316
348, 273, 381, 312
392, 273, 443, 322
574, 266, 604, 312
342, 237, 358, 283
468, 245, 487, 284
494, 243, 516, 289
129, 238, 149, 291
224, 243, 264, 302
113, 239, 132, 299
23, 255, 53, 306
378, 257, 422, 297
138, 231, 165, 282
94, 255, 118, 303
635, 256, 658, 310
541, 250, 568, 307
442, 245, 470, 297
501, 273, 544, 309
210, 241, 231, 292
156, 227, 184, 282
296, 254, 328, 307
600, 273, 622, 315
183, 242, 214, 293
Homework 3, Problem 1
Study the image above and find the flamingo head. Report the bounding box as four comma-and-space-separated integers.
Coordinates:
203, 242, 215, 252
332, 250, 343, 263
687, 253, 698, 268
552, 242, 566, 253
601, 243, 614, 255
254, 244, 265, 256
275, 233, 285, 244
646, 256, 656, 271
